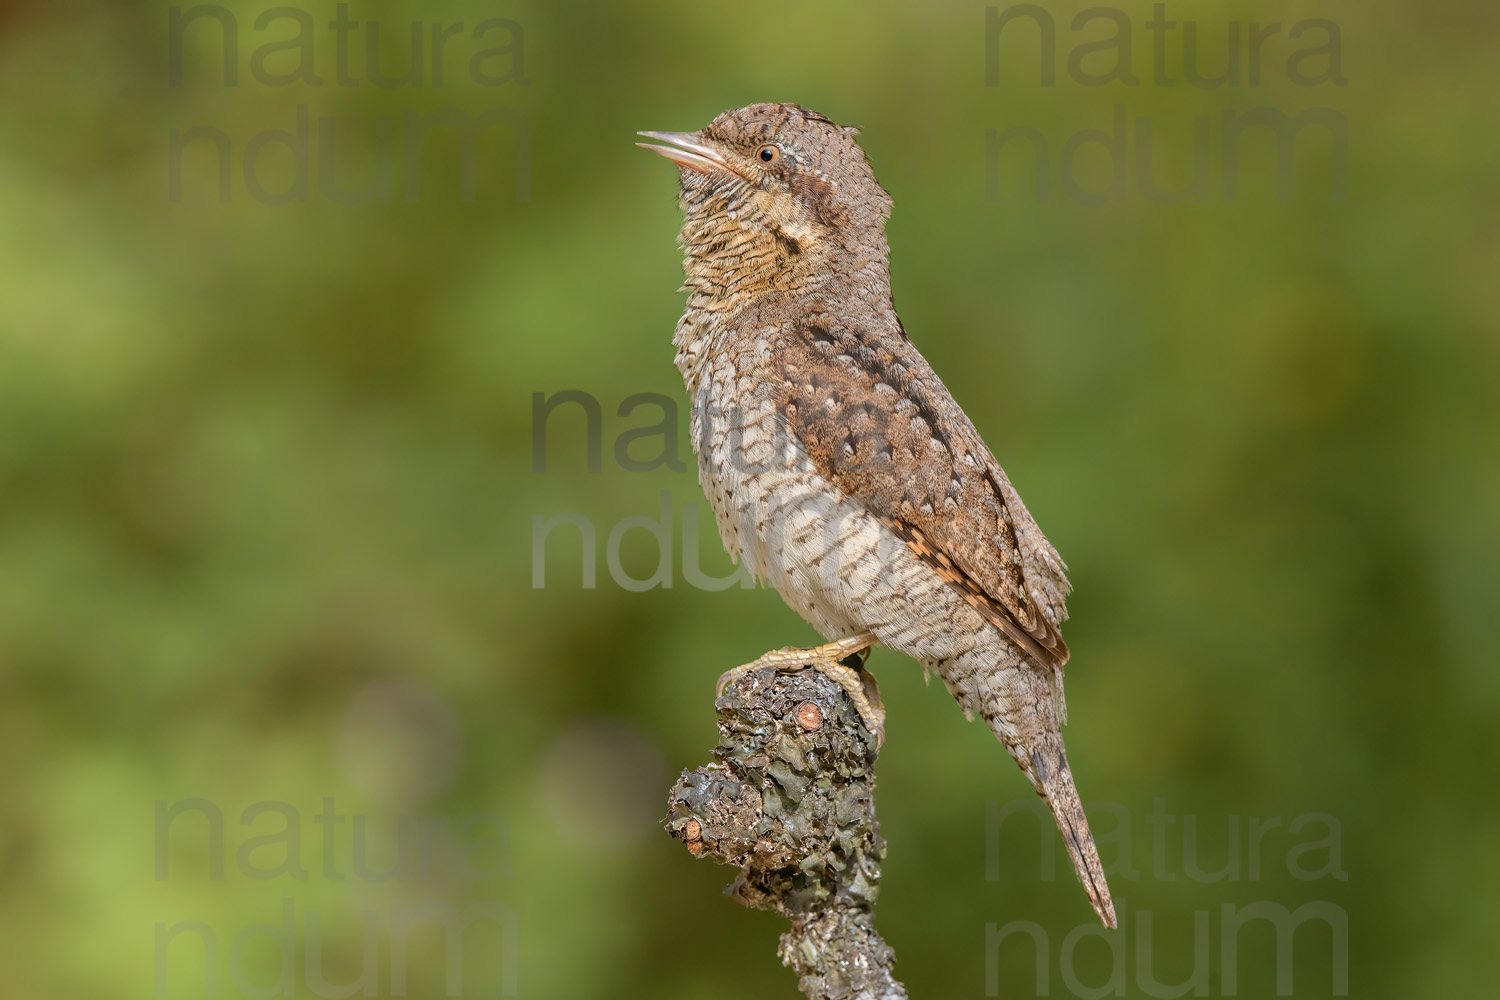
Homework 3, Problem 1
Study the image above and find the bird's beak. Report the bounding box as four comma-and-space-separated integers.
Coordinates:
636, 131, 737, 177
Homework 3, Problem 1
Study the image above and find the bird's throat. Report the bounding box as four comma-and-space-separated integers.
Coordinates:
670, 190, 897, 383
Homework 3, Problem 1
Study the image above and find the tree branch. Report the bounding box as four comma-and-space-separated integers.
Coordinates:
665, 666, 908, 999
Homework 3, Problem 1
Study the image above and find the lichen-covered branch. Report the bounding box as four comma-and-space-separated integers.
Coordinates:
665, 666, 908, 1000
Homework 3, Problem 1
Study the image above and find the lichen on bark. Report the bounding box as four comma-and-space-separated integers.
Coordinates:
665, 666, 908, 999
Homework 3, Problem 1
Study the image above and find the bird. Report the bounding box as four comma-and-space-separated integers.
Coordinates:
638, 103, 1116, 929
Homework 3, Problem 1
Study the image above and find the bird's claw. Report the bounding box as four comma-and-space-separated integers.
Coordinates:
715, 633, 885, 747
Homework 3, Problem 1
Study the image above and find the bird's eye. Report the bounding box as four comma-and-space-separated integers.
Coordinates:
756, 144, 781, 164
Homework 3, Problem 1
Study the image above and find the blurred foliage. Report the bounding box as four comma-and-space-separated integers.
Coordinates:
0, 0, 1497, 997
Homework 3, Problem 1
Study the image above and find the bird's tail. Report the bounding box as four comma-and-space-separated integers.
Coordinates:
1015, 728, 1117, 929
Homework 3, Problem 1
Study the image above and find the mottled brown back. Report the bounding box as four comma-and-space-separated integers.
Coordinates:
774, 312, 1071, 669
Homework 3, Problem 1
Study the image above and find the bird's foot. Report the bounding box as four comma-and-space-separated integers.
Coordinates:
716, 632, 886, 747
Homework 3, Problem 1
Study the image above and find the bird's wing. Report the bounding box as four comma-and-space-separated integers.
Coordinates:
772, 312, 1072, 668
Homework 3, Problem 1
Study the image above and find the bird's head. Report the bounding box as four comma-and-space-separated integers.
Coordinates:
638, 103, 892, 260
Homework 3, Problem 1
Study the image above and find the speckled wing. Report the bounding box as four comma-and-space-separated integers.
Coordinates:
774, 313, 1072, 669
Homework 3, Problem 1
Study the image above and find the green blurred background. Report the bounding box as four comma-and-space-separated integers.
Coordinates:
1, 0, 1496, 996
